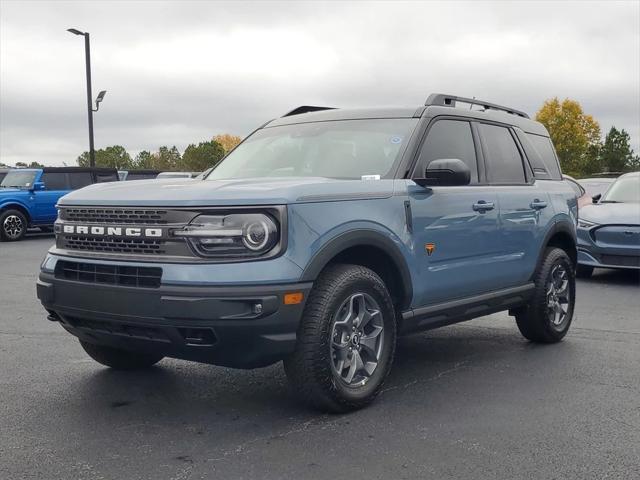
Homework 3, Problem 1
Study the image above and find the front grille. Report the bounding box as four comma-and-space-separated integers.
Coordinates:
600, 254, 640, 267
62, 208, 169, 225
64, 236, 166, 255
55, 260, 162, 288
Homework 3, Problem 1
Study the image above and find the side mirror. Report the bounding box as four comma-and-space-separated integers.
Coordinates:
415, 158, 471, 187
592, 193, 602, 204
31, 181, 46, 191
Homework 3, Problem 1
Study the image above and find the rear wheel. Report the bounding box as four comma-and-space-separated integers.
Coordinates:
80, 340, 164, 370
0, 209, 27, 241
284, 264, 396, 412
576, 264, 594, 278
515, 247, 575, 343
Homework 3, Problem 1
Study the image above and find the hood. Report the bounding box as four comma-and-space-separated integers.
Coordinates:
580, 202, 640, 225
58, 177, 396, 207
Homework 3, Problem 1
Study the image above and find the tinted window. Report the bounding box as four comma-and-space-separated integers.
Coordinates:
68, 172, 93, 189
527, 134, 562, 180
126, 172, 158, 180
480, 124, 526, 184
417, 120, 478, 183
95, 172, 119, 183
41, 172, 68, 190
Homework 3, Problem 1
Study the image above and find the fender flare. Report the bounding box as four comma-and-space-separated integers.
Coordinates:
0, 201, 32, 221
533, 219, 577, 277
300, 229, 413, 309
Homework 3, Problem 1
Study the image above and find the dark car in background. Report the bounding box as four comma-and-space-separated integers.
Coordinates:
118, 170, 162, 181
576, 171, 640, 277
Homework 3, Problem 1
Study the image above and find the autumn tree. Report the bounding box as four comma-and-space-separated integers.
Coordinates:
181, 140, 225, 171
77, 145, 133, 169
600, 127, 634, 173
214, 134, 242, 153
535, 98, 601, 177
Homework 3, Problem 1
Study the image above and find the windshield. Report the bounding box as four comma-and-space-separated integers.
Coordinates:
206, 119, 417, 180
0, 170, 37, 189
601, 175, 640, 203
580, 180, 613, 198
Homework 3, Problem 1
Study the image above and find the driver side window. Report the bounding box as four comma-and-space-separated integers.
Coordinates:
416, 120, 479, 184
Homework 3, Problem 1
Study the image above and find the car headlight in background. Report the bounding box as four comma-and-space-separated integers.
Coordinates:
174, 212, 280, 258
577, 218, 598, 229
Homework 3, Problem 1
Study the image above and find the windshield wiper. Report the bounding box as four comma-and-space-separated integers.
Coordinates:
600, 200, 620, 203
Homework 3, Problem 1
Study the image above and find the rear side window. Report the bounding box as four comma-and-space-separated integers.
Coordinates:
417, 120, 478, 183
527, 134, 562, 180
41, 172, 68, 190
68, 172, 93, 190
479, 124, 526, 184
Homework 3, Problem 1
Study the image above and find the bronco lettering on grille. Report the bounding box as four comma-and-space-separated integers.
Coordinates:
62, 225, 163, 237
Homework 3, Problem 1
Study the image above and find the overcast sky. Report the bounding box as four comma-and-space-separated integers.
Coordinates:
1, 0, 638, 166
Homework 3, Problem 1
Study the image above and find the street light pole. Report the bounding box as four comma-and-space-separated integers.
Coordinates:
68, 28, 102, 168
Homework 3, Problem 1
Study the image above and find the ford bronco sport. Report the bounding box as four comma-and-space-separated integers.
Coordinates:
37, 94, 578, 412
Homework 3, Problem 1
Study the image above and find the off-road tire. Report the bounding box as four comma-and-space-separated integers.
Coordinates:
80, 340, 164, 370
515, 247, 575, 343
284, 264, 397, 413
0, 209, 27, 241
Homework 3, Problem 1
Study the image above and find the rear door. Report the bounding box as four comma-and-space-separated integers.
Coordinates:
408, 118, 503, 306
478, 123, 554, 286
34, 171, 70, 223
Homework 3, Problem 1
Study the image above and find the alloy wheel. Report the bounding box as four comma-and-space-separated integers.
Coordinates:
546, 264, 571, 327
330, 292, 385, 387
3, 215, 24, 239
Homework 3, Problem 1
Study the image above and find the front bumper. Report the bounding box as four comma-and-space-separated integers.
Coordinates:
576, 225, 640, 270
37, 271, 312, 369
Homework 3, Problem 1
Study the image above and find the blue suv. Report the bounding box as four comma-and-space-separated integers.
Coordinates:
0, 167, 118, 241
37, 94, 578, 412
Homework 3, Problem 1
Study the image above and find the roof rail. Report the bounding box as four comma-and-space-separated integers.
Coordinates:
425, 93, 529, 119
282, 105, 337, 117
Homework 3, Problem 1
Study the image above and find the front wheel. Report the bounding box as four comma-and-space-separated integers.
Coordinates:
0, 209, 27, 241
80, 340, 164, 370
515, 247, 576, 343
284, 264, 397, 413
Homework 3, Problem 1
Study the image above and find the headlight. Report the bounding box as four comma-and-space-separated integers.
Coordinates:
174, 212, 280, 258
577, 218, 598, 229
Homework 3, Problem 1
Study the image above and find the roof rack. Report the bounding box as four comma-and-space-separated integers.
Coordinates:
282, 105, 337, 117
425, 93, 529, 119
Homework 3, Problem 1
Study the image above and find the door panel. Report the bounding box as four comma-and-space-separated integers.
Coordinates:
496, 185, 554, 285
408, 184, 503, 306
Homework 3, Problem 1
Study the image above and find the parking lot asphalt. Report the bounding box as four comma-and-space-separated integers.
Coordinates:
1, 235, 639, 480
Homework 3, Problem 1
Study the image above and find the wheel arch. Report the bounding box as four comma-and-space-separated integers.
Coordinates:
534, 220, 577, 277
0, 202, 32, 223
300, 229, 413, 311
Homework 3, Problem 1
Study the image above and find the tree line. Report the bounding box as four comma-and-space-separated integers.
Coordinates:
535, 98, 639, 178
76, 134, 242, 171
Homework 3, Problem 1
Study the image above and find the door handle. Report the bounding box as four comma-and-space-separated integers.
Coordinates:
472, 201, 495, 212
530, 199, 547, 210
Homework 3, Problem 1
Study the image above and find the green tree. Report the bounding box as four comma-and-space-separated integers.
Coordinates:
181, 140, 225, 171
536, 98, 601, 177
154, 146, 181, 170
133, 150, 154, 169
600, 127, 634, 173
77, 145, 133, 169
